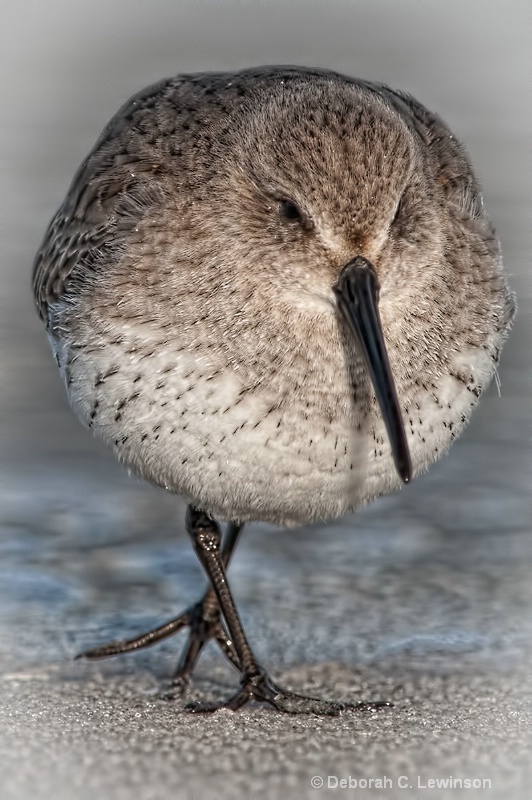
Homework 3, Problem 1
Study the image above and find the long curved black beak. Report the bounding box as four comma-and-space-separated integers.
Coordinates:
333, 257, 412, 484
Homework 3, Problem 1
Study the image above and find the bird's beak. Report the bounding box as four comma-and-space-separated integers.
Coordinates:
333, 256, 412, 483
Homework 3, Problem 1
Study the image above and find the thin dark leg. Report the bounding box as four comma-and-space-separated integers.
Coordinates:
171, 521, 244, 689
185, 506, 392, 715
77, 521, 244, 683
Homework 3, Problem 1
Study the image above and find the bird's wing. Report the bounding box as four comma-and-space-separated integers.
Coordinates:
32, 78, 172, 322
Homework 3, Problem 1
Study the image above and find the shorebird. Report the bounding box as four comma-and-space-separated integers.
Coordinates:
33, 66, 515, 714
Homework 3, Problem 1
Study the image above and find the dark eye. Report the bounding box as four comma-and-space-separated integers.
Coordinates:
279, 199, 303, 222
391, 194, 404, 228
390, 190, 415, 241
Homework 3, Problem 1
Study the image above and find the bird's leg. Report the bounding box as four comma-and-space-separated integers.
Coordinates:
185, 506, 392, 715
77, 521, 244, 689
170, 520, 243, 692
79, 506, 392, 715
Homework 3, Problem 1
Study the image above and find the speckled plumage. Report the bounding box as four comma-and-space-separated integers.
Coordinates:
33, 66, 515, 526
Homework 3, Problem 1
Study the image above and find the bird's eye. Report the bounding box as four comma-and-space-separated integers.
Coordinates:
391, 195, 404, 227
279, 199, 303, 222
390, 190, 414, 241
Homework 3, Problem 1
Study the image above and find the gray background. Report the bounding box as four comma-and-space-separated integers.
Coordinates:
1, 1, 531, 799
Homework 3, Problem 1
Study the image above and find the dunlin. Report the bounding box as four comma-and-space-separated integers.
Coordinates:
33, 66, 515, 713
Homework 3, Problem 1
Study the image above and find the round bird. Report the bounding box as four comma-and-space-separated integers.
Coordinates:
33, 66, 515, 713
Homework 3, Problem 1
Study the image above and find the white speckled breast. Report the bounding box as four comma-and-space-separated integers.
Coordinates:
49, 291, 499, 527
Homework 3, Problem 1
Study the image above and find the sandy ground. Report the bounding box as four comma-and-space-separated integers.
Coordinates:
2, 454, 531, 799
1, 665, 531, 800
1, 1, 531, 798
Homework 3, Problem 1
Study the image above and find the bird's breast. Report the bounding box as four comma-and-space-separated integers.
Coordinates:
49, 291, 497, 526
50, 304, 402, 524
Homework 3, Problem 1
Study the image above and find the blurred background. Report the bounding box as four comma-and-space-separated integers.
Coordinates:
1, 1, 531, 798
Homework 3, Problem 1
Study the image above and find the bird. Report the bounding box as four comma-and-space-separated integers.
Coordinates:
32, 65, 515, 714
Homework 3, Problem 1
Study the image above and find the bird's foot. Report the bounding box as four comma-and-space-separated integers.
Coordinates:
77, 594, 240, 693
186, 665, 393, 716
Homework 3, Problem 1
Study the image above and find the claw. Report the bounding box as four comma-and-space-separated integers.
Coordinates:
185, 666, 393, 716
